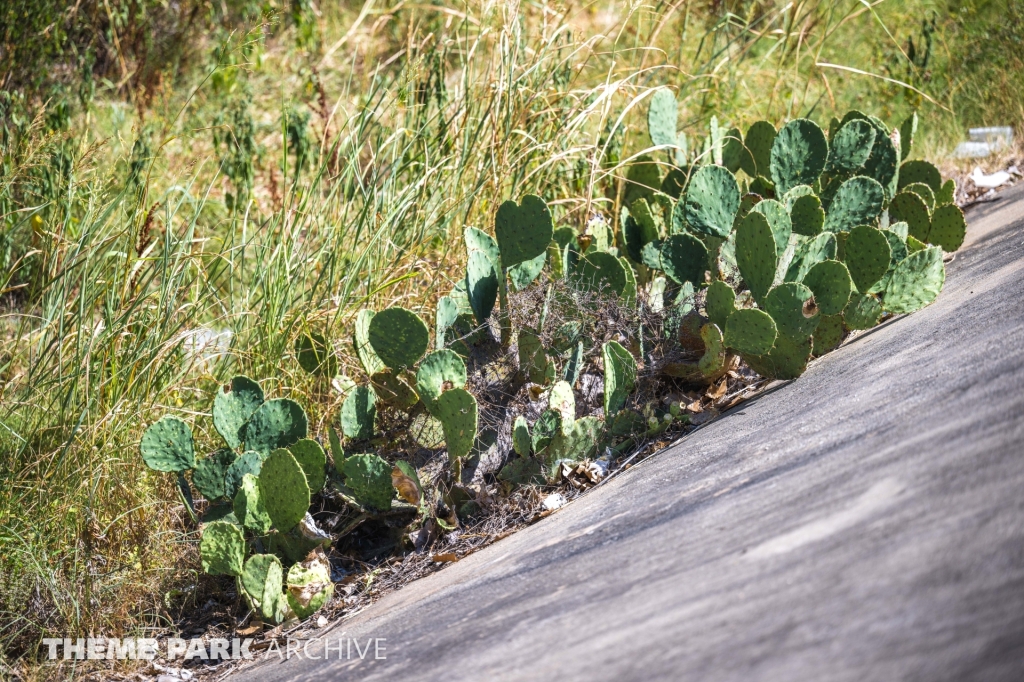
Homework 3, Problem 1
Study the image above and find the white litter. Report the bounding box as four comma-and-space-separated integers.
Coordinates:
542, 493, 567, 511
970, 167, 1013, 189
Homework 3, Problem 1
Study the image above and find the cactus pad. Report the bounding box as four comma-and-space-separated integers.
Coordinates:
242, 554, 284, 621
724, 308, 778, 355
233, 472, 272, 533
647, 88, 678, 147
682, 164, 740, 238
861, 123, 900, 200
224, 450, 264, 499
883, 246, 945, 314
785, 232, 836, 283
770, 119, 828, 195
823, 176, 884, 233
512, 416, 532, 456
903, 182, 936, 211
698, 323, 726, 378
370, 369, 420, 410
813, 314, 845, 355
844, 225, 892, 293
843, 293, 883, 330
545, 416, 602, 476
434, 296, 459, 350
499, 456, 545, 485
289, 439, 326, 493
802, 259, 853, 316
897, 159, 942, 192
286, 556, 334, 620
416, 349, 468, 414
741, 120, 776, 179
519, 330, 554, 384
888, 191, 931, 242
509, 251, 547, 291
602, 341, 636, 416
624, 155, 663, 207
259, 448, 310, 532
936, 179, 956, 206
744, 333, 812, 380
705, 280, 736, 328
213, 376, 265, 449
790, 192, 825, 236
532, 409, 561, 454
367, 306, 430, 369
295, 332, 337, 376
828, 119, 876, 172
192, 448, 237, 500
466, 249, 499, 324
140, 416, 195, 472
354, 309, 386, 376
659, 233, 708, 286
734, 211, 778, 303
495, 195, 554, 267
200, 521, 245, 576
926, 204, 966, 252
574, 250, 627, 296
435, 388, 478, 461
549, 381, 576, 433
764, 282, 820, 342
340, 385, 376, 440
342, 453, 393, 510
752, 199, 793, 257
409, 411, 446, 449
243, 398, 307, 454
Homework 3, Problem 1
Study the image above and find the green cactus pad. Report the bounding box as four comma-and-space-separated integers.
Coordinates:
434, 296, 459, 350
243, 398, 307, 454
734, 211, 778, 303
466, 249, 499, 324
549, 381, 576, 433
340, 385, 376, 440
897, 159, 942, 192
682, 164, 740, 238
545, 416, 602, 476
370, 369, 420, 410
259, 448, 310, 532
869, 230, 909, 294
640, 240, 663, 270
409, 411, 445, 449
899, 112, 918, 159
624, 155, 663, 207
574, 250, 627, 296
785, 232, 836, 283
813, 314, 845, 355
903, 182, 936, 211
512, 416, 532, 456
741, 121, 776, 178
843, 293, 883, 330
295, 332, 337, 376
883, 246, 945, 314
752, 199, 792, 257
888, 191, 931, 242
213, 376, 265, 449
509, 251, 547, 291
416, 349, 468, 414
828, 119, 876, 172
936, 179, 956, 206
764, 282, 820, 342
200, 521, 245, 576
192, 448, 237, 500
140, 416, 195, 473
341, 453, 393, 510
242, 554, 284, 620
844, 225, 892, 293
770, 119, 828, 195
532, 410, 561, 454
354, 309, 386, 376
603, 341, 636, 416
367, 307, 430, 369
789, 192, 825, 236
862, 124, 900, 200
705, 280, 736, 328
286, 559, 334, 620
724, 308, 778, 355
698, 323, 726, 378
289, 439, 326, 493
465, 226, 500, 266
495, 195, 553, 267
224, 450, 264, 499
498, 457, 545, 485
823, 176, 884, 233
927, 204, 966, 252
659, 233, 708, 286
621, 257, 638, 306
802, 260, 853, 316
519, 330, 554, 385
562, 340, 584, 387
647, 88, 678, 147
435, 388, 478, 461
233, 472, 272, 533
744, 333, 812, 380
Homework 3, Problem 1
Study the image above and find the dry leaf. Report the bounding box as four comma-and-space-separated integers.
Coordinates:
391, 466, 421, 506
431, 552, 458, 563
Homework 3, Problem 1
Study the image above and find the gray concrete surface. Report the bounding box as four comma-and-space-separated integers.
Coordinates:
237, 184, 1024, 682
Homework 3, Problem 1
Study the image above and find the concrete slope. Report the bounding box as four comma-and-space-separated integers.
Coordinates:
240, 185, 1024, 682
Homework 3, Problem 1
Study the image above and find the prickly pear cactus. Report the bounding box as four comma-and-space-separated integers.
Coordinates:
888, 191, 931, 243
341, 453, 393, 510
512, 416, 531, 456
416, 350, 468, 414
234, 472, 272, 533
785, 232, 836, 283
495, 195, 554, 267
140, 416, 195, 472
647, 88, 678, 148
735, 211, 778, 303
789, 192, 825, 237
574, 251, 627, 296
927, 204, 966, 253
225, 450, 264, 500
200, 521, 245, 576
764, 283, 819, 341
823, 176, 884, 233
295, 332, 338, 376
354, 309, 386, 376
259, 448, 311, 532
368, 307, 430, 370
289, 439, 326, 493
740, 120, 776, 179
340, 385, 376, 440
883, 246, 945, 314
828, 119, 876, 173
659, 233, 708, 286
802, 260, 853, 316
752, 199, 793, 257
813, 314, 845, 355
903, 182, 936, 211
724, 308, 778, 356
544, 416, 602, 478
898, 160, 942, 192
286, 554, 334, 620
744, 333, 812, 380
843, 293, 883, 330
844, 225, 892, 293
243, 398, 308, 454
192, 448, 237, 500
435, 296, 459, 350
549, 381, 576, 433
698, 323, 726, 378
603, 340, 636, 416
466, 230, 500, 323
519, 330, 554, 385
213, 376, 264, 449
509, 251, 547, 291
531, 409, 560, 454
370, 369, 420, 410
435, 388, 478, 461
682, 164, 740, 238
770, 119, 828, 195
705, 280, 736, 329
242, 554, 284, 622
